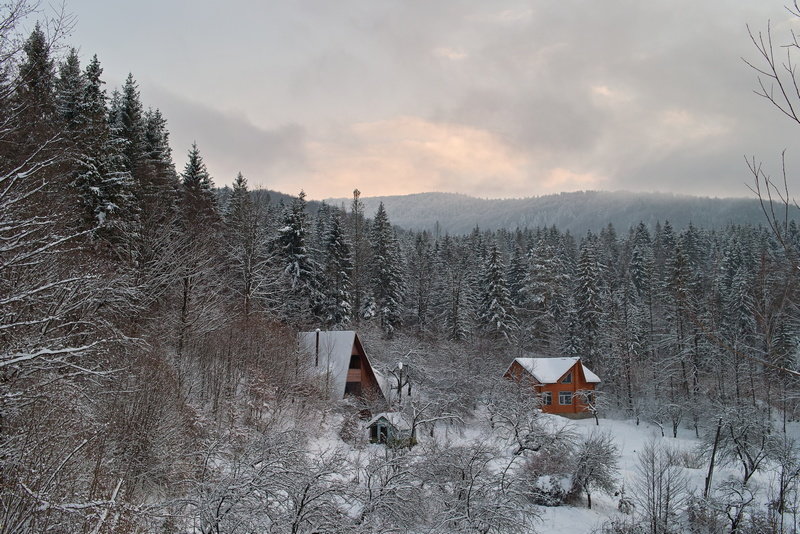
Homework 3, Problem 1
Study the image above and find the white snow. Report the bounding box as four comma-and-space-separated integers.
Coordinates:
366, 411, 411, 429
512, 356, 601, 384
297, 330, 386, 400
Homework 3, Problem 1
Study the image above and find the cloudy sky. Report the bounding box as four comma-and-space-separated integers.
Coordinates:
63, 1, 800, 199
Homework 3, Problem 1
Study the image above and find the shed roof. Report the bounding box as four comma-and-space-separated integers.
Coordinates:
510, 356, 600, 384
367, 412, 411, 429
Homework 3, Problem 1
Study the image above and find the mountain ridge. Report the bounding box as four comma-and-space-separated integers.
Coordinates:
322, 190, 794, 235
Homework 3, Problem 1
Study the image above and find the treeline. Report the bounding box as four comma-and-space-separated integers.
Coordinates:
324, 190, 799, 235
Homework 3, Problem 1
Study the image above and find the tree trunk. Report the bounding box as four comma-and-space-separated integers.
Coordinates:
704, 418, 722, 499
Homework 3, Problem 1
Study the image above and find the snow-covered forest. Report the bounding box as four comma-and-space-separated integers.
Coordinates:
3, 2, 800, 533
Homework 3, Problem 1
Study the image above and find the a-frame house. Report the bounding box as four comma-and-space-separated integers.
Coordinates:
298, 330, 386, 401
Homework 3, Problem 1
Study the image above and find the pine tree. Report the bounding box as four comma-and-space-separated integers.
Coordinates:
369, 202, 405, 337
349, 189, 370, 321
520, 239, 565, 350
433, 235, 476, 341
109, 73, 145, 176
16, 23, 55, 124
276, 191, 322, 321
181, 142, 217, 227
224, 172, 269, 318
55, 48, 83, 129
477, 243, 517, 343
407, 231, 436, 332
71, 55, 134, 236
320, 211, 353, 328
575, 232, 604, 364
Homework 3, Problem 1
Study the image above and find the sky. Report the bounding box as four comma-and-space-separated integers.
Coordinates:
57, 1, 800, 200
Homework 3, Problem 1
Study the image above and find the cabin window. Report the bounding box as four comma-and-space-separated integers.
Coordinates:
349, 355, 361, 369
345, 381, 362, 396
561, 372, 572, 383
542, 392, 552, 405
559, 391, 573, 405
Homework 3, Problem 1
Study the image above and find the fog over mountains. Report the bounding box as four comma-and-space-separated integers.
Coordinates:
323, 190, 798, 235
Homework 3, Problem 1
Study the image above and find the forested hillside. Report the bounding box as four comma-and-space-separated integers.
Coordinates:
3, 4, 800, 533
325, 190, 798, 235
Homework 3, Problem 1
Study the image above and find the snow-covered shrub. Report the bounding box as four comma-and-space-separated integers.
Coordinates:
528, 474, 570, 506
686, 496, 727, 534
666, 446, 703, 469
592, 517, 647, 534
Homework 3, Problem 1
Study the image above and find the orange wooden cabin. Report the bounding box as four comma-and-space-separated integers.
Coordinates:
298, 330, 385, 401
504, 356, 600, 415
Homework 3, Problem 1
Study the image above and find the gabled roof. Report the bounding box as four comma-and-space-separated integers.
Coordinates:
367, 412, 411, 429
298, 330, 385, 400
509, 356, 600, 384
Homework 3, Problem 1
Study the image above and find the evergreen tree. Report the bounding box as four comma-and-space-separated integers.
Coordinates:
276, 191, 322, 321
349, 189, 370, 321
72, 55, 134, 236
507, 244, 528, 309
55, 48, 83, 128
520, 239, 566, 350
320, 211, 353, 328
407, 231, 436, 333
16, 23, 55, 124
109, 73, 145, 176
433, 235, 476, 341
369, 202, 404, 337
477, 243, 517, 343
225, 172, 269, 318
181, 142, 217, 227
575, 232, 604, 364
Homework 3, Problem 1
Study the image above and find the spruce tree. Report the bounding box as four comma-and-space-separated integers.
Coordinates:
71, 55, 134, 236
478, 243, 517, 344
55, 48, 83, 129
407, 231, 435, 332
321, 211, 353, 328
109, 73, 145, 176
349, 189, 370, 321
224, 172, 268, 318
276, 191, 322, 321
369, 202, 405, 337
575, 232, 604, 364
181, 142, 217, 227
433, 234, 475, 341
16, 23, 55, 124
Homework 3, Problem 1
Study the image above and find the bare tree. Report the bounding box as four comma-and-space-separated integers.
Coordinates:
570, 430, 620, 509
633, 438, 690, 534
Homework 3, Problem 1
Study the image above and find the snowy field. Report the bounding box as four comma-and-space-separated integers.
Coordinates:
537, 417, 702, 533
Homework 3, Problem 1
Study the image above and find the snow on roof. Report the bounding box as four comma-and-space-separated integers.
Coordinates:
511, 356, 600, 384
298, 330, 386, 400
298, 330, 355, 400
367, 412, 411, 429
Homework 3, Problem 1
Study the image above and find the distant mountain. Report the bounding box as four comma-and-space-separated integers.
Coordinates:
324, 191, 798, 235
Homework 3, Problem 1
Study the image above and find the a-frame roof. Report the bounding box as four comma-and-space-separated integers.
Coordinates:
508, 356, 600, 384
298, 330, 385, 399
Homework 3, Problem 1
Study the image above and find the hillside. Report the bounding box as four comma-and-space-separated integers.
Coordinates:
324, 190, 796, 234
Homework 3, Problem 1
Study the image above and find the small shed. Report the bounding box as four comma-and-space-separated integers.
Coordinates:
367, 412, 414, 447
298, 330, 386, 401
504, 356, 600, 416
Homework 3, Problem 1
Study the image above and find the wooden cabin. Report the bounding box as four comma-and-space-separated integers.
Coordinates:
298, 330, 386, 401
504, 356, 600, 415
367, 412, 414, 447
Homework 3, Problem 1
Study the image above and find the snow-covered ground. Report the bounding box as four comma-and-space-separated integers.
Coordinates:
306, 406, 796, 533
536, 416, 702, 533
